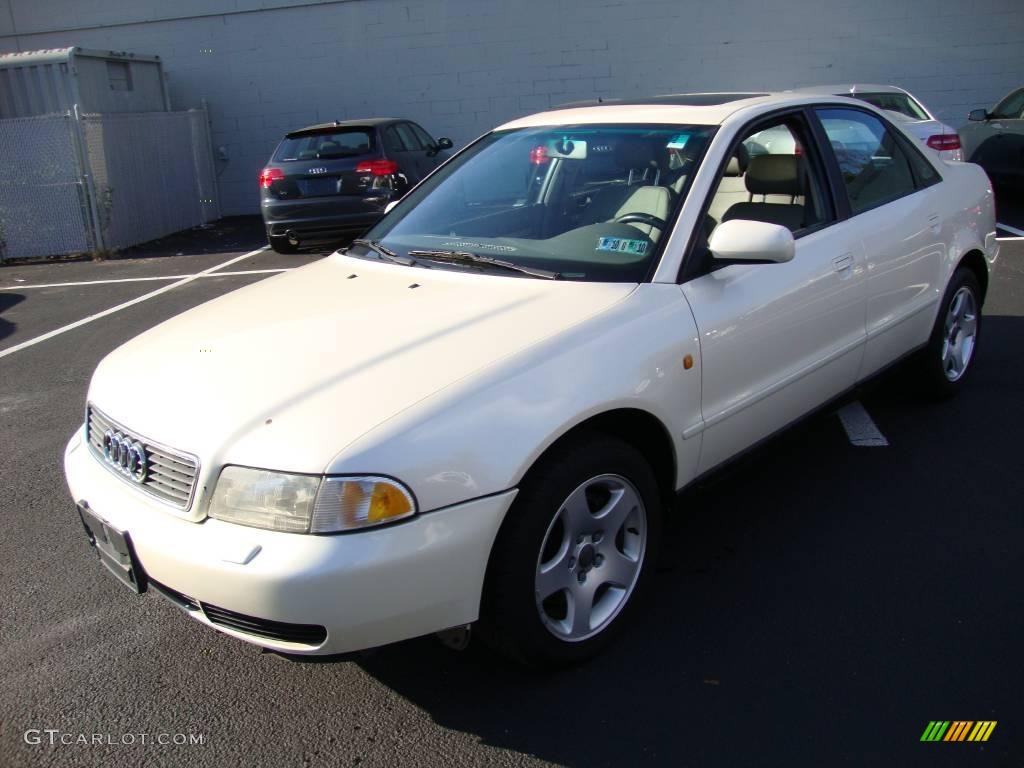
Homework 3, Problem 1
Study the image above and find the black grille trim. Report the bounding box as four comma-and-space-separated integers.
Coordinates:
200, 603, 327, 646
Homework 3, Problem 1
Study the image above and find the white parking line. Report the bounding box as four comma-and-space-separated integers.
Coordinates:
0, 247, 269, 360
837, 401, 889, 447
997, 222, 1024, 237
2, 268, 291, 291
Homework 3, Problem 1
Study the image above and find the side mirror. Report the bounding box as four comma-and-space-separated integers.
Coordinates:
436, 137, 453, 150
385, 201, 399, 214
708, 219, 794, 264
968, 108, 989, 122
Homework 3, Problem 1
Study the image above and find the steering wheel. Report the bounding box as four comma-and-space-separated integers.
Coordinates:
613, 212, 667, 231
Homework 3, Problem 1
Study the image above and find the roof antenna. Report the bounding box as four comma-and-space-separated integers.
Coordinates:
598, 96, 603, 103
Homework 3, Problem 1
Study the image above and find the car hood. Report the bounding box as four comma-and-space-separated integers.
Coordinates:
88, 253, 635, 490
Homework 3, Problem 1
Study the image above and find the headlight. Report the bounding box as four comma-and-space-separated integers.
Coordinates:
209, 467, 416, 534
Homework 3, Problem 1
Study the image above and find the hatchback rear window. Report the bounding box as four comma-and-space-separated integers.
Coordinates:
273, 129, 375, 161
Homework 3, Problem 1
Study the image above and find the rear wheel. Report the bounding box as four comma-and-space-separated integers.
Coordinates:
268, 235, 300, 254
916, 267, 982, 397
478, 434, 662, 667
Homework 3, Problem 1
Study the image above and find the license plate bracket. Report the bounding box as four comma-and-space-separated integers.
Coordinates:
77, 502, 147, 594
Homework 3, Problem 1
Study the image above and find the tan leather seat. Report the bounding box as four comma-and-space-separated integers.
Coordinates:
721, 155, 806, 232
611, 185, 673, 239
707, 148, 751, 222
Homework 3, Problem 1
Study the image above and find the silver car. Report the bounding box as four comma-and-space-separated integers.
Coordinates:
791, 84, 963, 162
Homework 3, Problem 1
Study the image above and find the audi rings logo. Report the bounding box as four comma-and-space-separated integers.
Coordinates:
102, 430, 147, 483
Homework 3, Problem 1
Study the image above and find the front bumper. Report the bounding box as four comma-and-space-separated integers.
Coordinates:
64, 427, 514, 655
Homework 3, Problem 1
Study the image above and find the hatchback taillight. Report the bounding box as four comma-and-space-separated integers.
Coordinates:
259, 168, 284, 188
926, 134, 962, 152
355, 159, 400, 176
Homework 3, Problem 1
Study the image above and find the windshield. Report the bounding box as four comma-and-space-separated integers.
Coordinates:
273, 129, 375, 161
853, 92, 929, 120
360, 124, 715, 282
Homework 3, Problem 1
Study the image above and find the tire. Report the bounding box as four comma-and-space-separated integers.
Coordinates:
478, 433, 663, 668
268, 236, 300, 254
916, 267, 982, 398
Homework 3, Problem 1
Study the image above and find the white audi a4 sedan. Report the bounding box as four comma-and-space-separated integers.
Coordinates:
65, 92, 998, 667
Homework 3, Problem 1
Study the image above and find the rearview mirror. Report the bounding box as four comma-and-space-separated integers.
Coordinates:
708, 219, 794, 264
436, 137, 454, 150
968, 108, 989, 122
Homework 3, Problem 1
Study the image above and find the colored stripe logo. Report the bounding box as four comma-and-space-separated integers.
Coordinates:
920, 721, 997, 742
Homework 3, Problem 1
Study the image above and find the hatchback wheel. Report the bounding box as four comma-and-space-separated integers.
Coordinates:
917, 267, 982, 397
268, 235, 300, 254
479, 434, 662, 667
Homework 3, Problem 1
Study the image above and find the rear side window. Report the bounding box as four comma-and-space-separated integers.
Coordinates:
816, 108, 917, 214
395, 123, 423, 151
273, 129, 374, 161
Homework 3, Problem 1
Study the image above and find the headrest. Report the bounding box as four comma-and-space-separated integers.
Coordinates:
725, 144, 750, 177
745, 154, 802, 196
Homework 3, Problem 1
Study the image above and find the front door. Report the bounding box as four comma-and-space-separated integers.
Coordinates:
681, 111, 867, 474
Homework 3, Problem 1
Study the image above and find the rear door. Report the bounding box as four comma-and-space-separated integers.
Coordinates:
265, 127, 382, 216
814, 107, 946, 378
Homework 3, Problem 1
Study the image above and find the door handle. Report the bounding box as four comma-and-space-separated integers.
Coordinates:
832, 253, 854, 272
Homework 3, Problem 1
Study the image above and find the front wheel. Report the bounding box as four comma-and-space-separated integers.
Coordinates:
478, 434, 662, 667
916, 267, 982, 397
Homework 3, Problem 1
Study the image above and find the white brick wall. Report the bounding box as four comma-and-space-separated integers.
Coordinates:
2, 0, 1022, 215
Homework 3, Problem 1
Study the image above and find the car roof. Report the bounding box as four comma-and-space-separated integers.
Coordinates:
790, 83, 910, 96
496, 91, 862, 130
285, 118, 403, 137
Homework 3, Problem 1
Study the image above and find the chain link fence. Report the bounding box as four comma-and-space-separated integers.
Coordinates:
0, 113, 94, 259
0, 107, 220, 261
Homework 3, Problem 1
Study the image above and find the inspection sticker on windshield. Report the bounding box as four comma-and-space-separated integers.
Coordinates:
666, 133, 690, 149
597, 237, 648, 255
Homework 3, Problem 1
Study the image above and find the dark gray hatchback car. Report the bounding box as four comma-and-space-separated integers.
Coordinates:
260, 118, 452, 253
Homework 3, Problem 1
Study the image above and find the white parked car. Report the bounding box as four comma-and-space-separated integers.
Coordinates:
791, 84, 964, 162
65, 92, 998, 667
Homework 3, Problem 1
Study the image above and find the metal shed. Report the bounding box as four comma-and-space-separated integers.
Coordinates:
0, 47, 170, 119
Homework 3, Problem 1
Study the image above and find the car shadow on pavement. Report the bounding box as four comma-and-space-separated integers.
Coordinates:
354, 316, 1023, 767
0, 291, 24, 342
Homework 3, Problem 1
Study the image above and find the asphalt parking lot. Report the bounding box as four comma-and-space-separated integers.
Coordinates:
1, 223, 1022, 767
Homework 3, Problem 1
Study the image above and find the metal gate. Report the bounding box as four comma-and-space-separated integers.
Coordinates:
0, 106, 220, 261
0, 113, 93, 259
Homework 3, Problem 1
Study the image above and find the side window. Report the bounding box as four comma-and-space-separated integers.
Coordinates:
705, 114, 832, 238
991, 88, 1024, 119
816, 108, 917, 214
900, 135, 941, 189
382, 126, 404, 154
395, 123, 423, 151
410, 123, 437, 149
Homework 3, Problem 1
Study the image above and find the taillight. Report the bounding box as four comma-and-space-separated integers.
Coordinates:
259, 168, 284, 188
927, 134, 962, 152
530, 145, 549, 165
355, 159, 399, 176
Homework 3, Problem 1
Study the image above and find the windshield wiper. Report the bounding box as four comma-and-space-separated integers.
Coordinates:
350, 239, 419, 267
406, 249, 559, 280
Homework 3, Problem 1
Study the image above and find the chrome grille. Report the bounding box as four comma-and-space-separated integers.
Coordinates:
86, 405, 199, 510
